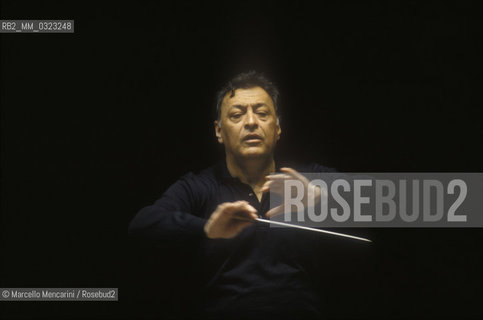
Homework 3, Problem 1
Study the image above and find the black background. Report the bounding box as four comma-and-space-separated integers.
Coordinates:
1, 1, 482, 319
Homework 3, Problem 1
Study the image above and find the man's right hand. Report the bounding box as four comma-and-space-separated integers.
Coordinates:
204, 201, 258, 239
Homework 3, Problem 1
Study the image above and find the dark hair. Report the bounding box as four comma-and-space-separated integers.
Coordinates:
215, 70, 280, 123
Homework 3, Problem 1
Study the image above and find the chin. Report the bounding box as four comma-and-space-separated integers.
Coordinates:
239, 149, 269, 158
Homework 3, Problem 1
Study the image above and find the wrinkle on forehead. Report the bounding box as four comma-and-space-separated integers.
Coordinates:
222, 87, 274, 109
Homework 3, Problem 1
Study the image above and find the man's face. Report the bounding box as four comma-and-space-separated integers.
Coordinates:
215, 86, 281, 159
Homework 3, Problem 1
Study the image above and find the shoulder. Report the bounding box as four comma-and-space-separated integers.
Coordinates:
174, 164, 219, 191
160, 165, 219, 208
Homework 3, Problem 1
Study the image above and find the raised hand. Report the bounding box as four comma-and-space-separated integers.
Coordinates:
204, 201, 258, 239
261, 167, 324, 219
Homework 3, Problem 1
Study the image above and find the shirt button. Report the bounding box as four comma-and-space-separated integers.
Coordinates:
248, 193, 254, 197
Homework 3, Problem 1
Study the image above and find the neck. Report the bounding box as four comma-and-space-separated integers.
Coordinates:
225, 153, 275, 190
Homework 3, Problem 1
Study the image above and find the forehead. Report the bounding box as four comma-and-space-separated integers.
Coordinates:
221, 86, 274, 110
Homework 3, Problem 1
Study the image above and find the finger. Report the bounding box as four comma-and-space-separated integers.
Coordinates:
280, 167, 306, 181
241, 205, 258, 219
223, 201, 250, 218
267, 187, 284, 196
232, 215, 255, 222
261, 180, 272, 192
264, 180, 284, 190
231, 202, 258, 219
240, 201, 257, 212
263, 186, 284, 197
226, 200, 247, 207
266, 205, 285, 218
227, 200, 250, 211
265, 177, 300, 191
266, 174, 292, 180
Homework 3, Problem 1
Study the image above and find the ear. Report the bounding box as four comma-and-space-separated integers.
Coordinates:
214, 120, 223, 144
276, 120, 282, 141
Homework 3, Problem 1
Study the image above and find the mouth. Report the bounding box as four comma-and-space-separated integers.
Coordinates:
242, 134, 263, 143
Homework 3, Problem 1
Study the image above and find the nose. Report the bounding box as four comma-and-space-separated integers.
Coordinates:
244, 109, 258, 129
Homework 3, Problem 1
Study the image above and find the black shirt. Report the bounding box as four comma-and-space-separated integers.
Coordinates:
129, 160, 336, 319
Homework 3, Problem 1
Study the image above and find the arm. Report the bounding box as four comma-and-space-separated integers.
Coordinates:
128, 173, 207, 243
128, 173, 257, 243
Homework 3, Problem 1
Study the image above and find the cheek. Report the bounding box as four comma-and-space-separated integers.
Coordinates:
264, 124, 278, 137
222, 127, 240, 143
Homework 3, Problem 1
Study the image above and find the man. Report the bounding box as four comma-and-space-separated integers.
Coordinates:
129, 71, 335, 319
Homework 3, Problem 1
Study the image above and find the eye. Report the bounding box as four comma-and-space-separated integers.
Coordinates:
230, 113, 242, 119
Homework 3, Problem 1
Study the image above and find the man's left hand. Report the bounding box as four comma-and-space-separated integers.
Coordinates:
261, 167, 324, 218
